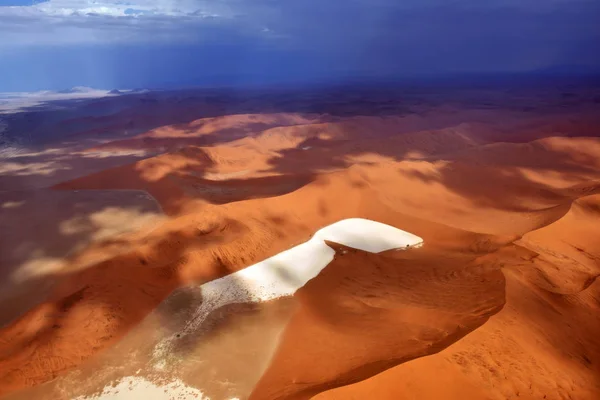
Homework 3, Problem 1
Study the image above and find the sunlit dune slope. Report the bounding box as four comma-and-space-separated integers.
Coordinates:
314, 194, 600, 400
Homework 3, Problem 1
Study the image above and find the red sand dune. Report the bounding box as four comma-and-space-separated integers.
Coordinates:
1, 104, 600, 399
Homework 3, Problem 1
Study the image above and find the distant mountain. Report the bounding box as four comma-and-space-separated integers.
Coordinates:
108, 89, 123, 95
56, 86, 96, 94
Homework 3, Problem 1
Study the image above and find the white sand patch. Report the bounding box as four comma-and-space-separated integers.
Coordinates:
73, 377, 208, 400
153, 218, 423, 364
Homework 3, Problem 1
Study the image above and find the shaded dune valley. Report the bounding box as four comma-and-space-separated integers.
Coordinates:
1, 84, 600, 400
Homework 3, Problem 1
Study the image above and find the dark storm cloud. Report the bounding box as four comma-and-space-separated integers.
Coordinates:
0, 0, 599, 90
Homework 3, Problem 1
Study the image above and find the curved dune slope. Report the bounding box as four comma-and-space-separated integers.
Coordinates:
249, 242, 506, 400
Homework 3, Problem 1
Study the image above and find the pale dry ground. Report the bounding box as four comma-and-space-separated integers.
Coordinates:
0, 90, 599, 400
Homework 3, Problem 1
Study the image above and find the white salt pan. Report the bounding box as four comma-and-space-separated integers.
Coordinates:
73, 377, 209, 400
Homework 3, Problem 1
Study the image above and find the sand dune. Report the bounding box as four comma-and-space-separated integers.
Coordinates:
249, 239, 506, 400
154, 219, 422, 362
86, 113, 320, 153
0, 89, 599, 400
310, 195, 600, 400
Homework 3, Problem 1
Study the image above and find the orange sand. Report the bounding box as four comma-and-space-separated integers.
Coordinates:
1, 104, 599, 399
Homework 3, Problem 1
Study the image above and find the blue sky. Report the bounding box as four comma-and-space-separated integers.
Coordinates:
1, 0, 599, 91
